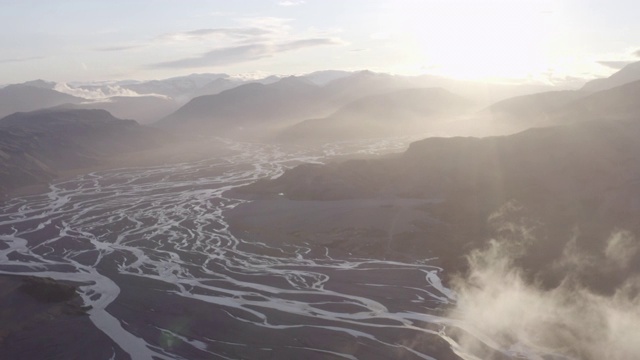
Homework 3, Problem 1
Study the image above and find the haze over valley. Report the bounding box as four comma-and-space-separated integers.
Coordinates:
1, 1, 640, 359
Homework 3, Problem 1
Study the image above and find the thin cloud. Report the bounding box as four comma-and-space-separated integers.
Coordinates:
235, 16, 293, 32
634, 49, 640, 58
0, 56, 44, 63
276, 38, 342, 51
149, 38, 344, 69
158, 27, 273, 42
53, 82, 166, 100
151, 44, 270, 69
95, 26, 277, 53
95, 44, 145, 52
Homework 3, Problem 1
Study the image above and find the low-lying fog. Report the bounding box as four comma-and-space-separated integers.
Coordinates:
450, 202, 640, 360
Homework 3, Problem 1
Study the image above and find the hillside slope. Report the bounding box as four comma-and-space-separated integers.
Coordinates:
278, 88, 473, 142
244, 119, 640, 293
0, 108, 167, 196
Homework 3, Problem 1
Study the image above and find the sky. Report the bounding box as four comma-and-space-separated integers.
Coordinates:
0, 0, 639, 85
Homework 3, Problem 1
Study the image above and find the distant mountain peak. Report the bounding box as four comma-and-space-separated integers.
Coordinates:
356, 69, 376, 75
0, 82, 85, 119
0, 107, 127, 128
302, 70, 353, 86
269, 75, 317, 89
20, 79, 58, 90
582, 60, 640, 92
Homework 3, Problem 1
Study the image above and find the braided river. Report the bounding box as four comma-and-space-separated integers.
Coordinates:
0, 138, 504, 360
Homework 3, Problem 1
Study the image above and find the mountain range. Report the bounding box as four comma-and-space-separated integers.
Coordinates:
157, 76, 328, 137
0, 108, 167, 196
277, 87, 474, 142
581, 60, 640, 92
157, 63, 640, 141
155, 70, 545, 140
2, 61, 640, 197
0, 82, 84, 119
232, 60, 640, 295
477, 77, 640, 135
0, 68, 586, 137
2, 60, 640, 360
243, 117, 640, 293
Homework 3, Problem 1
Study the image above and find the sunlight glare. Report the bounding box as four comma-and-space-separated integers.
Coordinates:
392, 1, 556, 80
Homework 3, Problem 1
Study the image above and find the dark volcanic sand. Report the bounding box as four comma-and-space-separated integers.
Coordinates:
0, 275, 124, 360
225, 196, 445, 262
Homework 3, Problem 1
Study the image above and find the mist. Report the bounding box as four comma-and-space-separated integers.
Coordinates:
54, 82, 163, 100
448, 202, 640, 360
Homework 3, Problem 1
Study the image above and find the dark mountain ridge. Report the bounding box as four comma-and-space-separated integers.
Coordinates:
60, 96, 180, 124
557, 78, 640, 122
157, 76, 330, 137
0, 108, 167, 197
0, 83, 84, 119
582, 60, 640, 92
476, 77, 640, 135
277, 87, 474, 142
158, 71, 472, 140
244, 118, 640, 293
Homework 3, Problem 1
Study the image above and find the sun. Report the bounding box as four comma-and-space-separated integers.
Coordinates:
390, 1, 557, 81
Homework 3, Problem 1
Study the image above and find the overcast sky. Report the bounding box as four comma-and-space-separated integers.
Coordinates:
1, 0, 639, 85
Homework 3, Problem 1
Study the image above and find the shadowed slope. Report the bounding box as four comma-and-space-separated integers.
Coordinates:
0, 108, 167, 196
